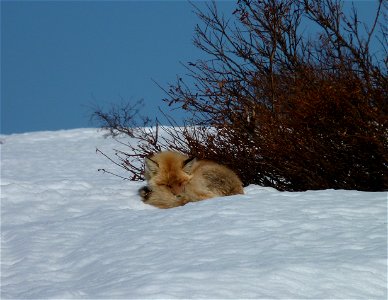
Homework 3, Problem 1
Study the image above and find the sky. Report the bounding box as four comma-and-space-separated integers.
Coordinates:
1, 0, 383, 134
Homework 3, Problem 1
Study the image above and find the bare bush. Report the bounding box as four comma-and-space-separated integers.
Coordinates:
93, 0, 387, 191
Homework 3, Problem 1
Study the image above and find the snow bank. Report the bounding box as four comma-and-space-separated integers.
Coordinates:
1, 129, 387, 299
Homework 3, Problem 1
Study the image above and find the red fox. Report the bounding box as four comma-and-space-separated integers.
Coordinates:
139, 151, 244, 208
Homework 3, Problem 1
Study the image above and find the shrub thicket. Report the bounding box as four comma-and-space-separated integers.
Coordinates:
94, 0, 387, 191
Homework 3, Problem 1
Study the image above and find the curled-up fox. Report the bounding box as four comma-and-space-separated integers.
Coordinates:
138, 151, 244, 209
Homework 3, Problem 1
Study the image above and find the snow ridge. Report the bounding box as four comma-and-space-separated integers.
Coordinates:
1, 129, 387, 299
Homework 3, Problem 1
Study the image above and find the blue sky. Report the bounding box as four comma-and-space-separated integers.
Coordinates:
1, 0, 382, 134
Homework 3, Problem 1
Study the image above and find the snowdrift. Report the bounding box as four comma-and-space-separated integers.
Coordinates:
1, 128, 387, 299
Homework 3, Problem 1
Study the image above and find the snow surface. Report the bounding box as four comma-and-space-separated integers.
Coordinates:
1, 128, 387, 299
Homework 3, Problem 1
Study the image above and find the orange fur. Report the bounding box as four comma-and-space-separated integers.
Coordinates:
140, 151, 244, 208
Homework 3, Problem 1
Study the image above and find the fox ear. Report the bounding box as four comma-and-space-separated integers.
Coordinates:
183, 157, 197, 173
145, 157, 159, 179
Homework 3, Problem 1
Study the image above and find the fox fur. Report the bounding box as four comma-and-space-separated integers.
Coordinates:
139, 151, 244, 209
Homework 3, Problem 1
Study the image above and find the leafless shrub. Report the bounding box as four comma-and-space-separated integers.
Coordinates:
93, 0, 387, 191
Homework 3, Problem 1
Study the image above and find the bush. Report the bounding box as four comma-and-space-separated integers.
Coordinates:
94, 0, 387, 191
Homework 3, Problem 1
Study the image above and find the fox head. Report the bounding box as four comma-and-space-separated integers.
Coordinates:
144, 151, 197, 195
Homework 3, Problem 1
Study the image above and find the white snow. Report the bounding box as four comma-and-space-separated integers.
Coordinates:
1, 128, 387, 299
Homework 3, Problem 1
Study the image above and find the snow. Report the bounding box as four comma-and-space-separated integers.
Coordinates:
1, 128, 387, 299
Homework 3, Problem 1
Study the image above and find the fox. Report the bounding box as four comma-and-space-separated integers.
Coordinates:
138, 151, 244, 209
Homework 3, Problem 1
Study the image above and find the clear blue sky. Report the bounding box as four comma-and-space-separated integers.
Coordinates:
1, 0, 382, 134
